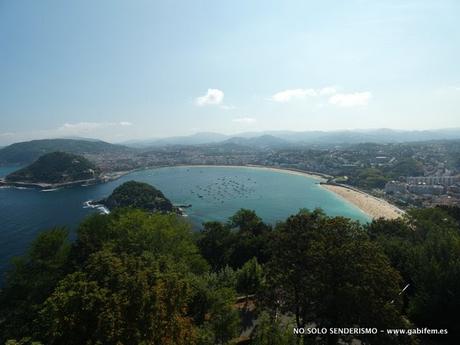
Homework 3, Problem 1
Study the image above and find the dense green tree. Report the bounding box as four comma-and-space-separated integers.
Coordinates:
4, 339, 43, 345
189, 266, 238, 326
251, 312, 297, 345
265, 210, 408, 345
236, 257, 264, 297
436, 205, 460, 227
197, 221, 236, 270
74, 209, 208, 274
0, 228, 70, 341
198, 210, 271, 270
100, 180, 174, 213
229, 209, 269, 236
368, 208, 460, 342
228, 210, 271, 268
205, 287, 240, 345
386, 158, 424, 178
6, 151, 99, 184
39, 249, 197, 345
188, 266, 241, 345
8, 204, 459, 345
350, 167, 388, 189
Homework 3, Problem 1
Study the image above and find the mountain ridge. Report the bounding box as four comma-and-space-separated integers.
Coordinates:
0, 139, 134, 165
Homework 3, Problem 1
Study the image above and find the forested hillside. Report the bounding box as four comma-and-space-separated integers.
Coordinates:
1, 207, 459, 344
6, 152, 100, 184
0, 139, 133, 165
99, 180, 174, 213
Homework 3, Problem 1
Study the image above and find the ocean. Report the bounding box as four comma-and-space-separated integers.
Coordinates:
0, 165, 370, 278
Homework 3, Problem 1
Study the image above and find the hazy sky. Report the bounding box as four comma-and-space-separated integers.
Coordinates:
1, 0, 460, 144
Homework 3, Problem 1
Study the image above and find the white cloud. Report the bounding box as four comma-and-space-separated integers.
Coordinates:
319, 87, 337, 96
328, 92, 372, 107
195, 89, 224, 106
271, 88, 317, 102
270, 86, 338, 102
0, 132, 14, 138
232, 117, 256, 124
119, 121, 133, 126
220, 104, 236, 110
60, 122, 104, 131
58, 121, 133, 132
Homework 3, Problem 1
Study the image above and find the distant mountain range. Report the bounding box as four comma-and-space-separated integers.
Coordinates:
122, 132, 229, 147
2, 129, 460, 166
122, 128, 460, 148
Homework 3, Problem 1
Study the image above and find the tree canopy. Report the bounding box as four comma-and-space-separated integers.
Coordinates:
1, 206, 459, 344
6, 151, 99, 184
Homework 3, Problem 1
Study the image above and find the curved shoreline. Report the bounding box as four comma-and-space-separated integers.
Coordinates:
158, 164, 402, 220
321, 183, 404, 220
170, 164, 330, 181
1, 163, 402, 220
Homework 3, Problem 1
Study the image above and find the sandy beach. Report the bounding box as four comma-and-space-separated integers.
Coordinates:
321, 184, 404, 220
176, 164, 331, 181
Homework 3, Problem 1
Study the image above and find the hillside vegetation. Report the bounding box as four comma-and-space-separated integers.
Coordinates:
6, 152, 100, 184
1, 206, 459, 344
0, 139, 132, 165
100, 180, 174, 213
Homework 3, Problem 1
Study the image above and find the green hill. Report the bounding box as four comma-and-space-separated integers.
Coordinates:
6, 152, 100, 184
0, 139, 133, 165
100, 181, 174, 213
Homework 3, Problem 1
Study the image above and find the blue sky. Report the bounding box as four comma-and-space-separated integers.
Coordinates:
1, 0, 459, 144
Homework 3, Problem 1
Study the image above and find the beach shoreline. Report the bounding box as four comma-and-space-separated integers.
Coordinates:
170, 164, 331, 181
321, 183, 404, 220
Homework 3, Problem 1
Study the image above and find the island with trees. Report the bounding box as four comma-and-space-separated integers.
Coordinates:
95, 180, 180, 214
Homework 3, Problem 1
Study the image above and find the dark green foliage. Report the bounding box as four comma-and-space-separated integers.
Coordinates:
368, 208, 460, 342
264, 210, 408, 344
229, 209, 268, 236
251, 312, 297, 345
39, 250, 196, 345
386, 158, 424, 178
4, 339, 43, 345
236, 257, 264, 296
100, 180, 174, 212
74, 209, 208, 274
197, 221, 235, 270
436, 205, 460, 226
0, 228, 71, 341
6, 151, 99, 183
350, 167, 388, 189
0, 210, 213, 344
2, 205, 459, 344
198, 209, 271, 270
0, 138, 132, 165
187, 266, 242, 345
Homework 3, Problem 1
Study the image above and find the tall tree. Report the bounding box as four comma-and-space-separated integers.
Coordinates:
39, 249, 197, 345
0, 228, 70, 342
265, 210, 408, 345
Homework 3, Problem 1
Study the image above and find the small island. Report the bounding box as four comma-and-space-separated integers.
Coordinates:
1, 151, 101, 189
94, 180, 182, 215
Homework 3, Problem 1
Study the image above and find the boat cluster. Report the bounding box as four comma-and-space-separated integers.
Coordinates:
190, 176, 257, 203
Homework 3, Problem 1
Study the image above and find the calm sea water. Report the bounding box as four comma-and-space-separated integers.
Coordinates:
0, 166, 369, 278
